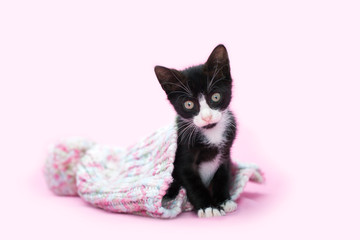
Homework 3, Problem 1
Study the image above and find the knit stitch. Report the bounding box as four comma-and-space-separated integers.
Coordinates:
44, 122, 264, 218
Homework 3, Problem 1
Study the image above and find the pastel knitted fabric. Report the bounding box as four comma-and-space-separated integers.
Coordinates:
44, 122, 264, 218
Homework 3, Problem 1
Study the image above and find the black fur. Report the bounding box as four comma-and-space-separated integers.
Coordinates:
154, 45, 237, 213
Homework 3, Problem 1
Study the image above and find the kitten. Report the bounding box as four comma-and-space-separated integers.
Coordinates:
155, 44, 237, 218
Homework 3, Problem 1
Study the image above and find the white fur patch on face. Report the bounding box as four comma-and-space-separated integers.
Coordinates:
200, 109, 231, 145
193, 94, 231, 145
198, 155, 221, 186
193, 95, 222, 128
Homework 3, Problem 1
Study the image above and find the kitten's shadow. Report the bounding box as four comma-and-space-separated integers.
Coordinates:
238, 191, 267, 201
231, 125, 275, 209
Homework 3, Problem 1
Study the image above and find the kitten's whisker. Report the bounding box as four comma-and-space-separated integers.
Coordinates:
182, 128, 193, 146
188, 125, 197, 148
168, 91, 189, 96
164, 82, 192, 96
175, 94, 185, 103
207, 64, 219, 91
178, 120, 198, 148
178, 122, 191, 136
188, 127, 196, 148
186, 126, 193, 148
170, 71, 193, 96
185, 81, 192, 95
208, 77, 226, 91
207, 65, 226, 91
178, 122, 193, 144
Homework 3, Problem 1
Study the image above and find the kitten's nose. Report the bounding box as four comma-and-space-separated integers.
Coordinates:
201, 113, 212, 123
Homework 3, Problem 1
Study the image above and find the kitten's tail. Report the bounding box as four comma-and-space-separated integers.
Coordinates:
43, 138, 95, 196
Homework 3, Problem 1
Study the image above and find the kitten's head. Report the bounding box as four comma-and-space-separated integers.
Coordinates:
155, 44, 232, 129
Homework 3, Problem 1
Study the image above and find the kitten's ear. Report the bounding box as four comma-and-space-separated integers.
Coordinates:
154, 66, 185, 94
205, 44, 231, 78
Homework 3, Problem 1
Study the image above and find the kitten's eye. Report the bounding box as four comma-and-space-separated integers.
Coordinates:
211, 93, 221, 102
184, 100, 194, 110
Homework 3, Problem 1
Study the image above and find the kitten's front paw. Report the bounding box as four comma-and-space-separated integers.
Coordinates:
197, 207, 226, 218
220, 200, 237, 213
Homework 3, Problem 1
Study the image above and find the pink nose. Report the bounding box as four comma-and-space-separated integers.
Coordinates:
202, 115, 212, 122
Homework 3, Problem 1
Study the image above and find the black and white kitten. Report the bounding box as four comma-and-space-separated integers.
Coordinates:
155, 44, 237, 218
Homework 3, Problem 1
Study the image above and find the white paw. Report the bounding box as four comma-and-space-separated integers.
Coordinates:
197, 207, 226, 218
221, 200, 237, 213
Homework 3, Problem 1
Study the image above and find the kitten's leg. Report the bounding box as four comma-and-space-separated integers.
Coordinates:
163, 179, 181, 200
211, 162, 237, 213
181, 168, 224, 217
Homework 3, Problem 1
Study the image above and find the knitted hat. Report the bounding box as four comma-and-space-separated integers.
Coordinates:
44, 122, 264, 218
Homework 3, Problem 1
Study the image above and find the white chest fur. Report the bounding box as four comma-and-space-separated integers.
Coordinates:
201, 121, 227, 145
198, 154, 221, 186
200, 110, 229, 145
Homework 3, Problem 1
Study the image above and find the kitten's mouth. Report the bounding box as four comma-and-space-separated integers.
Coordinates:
202, 123, 217, 129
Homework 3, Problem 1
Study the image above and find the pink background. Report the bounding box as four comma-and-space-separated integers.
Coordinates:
1, 0, 359, 239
